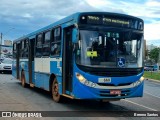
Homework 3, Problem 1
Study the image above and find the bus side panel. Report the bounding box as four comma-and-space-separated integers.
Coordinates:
57, 76, 63, 95
35, 72, 44, 88
34, 58, 44, 88
19, 60, 29, 83
50, 60, 62, 94
43, 73, 50, 91
43, 58, 62, 91
12, 60, 17, 78
24, 70, 29, 84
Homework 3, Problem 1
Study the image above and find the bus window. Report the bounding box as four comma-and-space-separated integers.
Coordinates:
43, 31, 50, 56
51, 42, 61, 56
44, 31, 50, 44
13, 43, 17, 59
51, 27, 61, 56
13, 43, 16, 51
36, 34, 43, 57
37, 34, 43, 46
24, 40, 28, 58
54, 27, 61, 41
21, 40, 25, 49
21, 39, 28, 58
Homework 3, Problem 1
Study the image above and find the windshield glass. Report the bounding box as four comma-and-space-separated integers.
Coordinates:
76, 30, 143, 68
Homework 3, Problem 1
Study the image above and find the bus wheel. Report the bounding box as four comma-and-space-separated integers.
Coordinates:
52, 79, 61, 102
21, 72, 26, 87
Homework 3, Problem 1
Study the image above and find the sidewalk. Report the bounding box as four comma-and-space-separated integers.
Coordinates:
145, 78, 160, 83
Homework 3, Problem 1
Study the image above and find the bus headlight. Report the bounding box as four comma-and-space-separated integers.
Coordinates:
76, 73, 86, 82
132, 77, 144, 87
140, 76, 144, 81
76, 73, 96, 88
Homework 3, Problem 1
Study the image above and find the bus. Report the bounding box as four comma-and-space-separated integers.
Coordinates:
12, 12, 144, 102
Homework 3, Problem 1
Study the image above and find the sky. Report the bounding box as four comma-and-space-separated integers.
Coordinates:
0, 0, 160, 45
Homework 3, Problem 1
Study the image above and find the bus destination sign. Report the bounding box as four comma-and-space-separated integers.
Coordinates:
79, 15, 143, 30
102, 17, 129, 25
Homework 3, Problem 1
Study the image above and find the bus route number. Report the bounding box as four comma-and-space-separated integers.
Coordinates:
98, 78, 111, 83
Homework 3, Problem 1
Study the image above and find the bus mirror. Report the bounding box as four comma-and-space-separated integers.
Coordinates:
78, 40, 81, 49
98, 36, 102, 45
73, 43, 78, 53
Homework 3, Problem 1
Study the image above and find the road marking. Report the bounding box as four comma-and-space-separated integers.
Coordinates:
123, 99, 157, 111
144, 92, 160, 99
145, 81, 160, 85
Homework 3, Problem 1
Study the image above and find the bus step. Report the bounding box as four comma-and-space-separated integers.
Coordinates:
30, 83, 34, 88
62, 94, 74, 99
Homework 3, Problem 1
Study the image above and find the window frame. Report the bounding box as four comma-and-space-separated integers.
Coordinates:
35, 33, 43, 57
50, 27, 61, 57
21, 39, 29, 58
43, 30, 51, 56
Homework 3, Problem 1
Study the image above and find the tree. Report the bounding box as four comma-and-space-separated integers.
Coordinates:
148, 47, 160, 63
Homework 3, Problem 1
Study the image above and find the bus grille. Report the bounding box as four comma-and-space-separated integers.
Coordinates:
97, 83, 132, 86
77, 65, 143, 77
89, 70, 142, 77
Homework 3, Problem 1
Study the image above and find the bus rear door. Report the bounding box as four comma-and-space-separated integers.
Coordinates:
16, 43, 20, 79
28, 38, 35, 87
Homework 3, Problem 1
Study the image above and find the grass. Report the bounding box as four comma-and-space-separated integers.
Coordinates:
143, 71, 160, 81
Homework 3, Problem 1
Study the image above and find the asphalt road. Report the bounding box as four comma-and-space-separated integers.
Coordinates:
0, 73, 159, 120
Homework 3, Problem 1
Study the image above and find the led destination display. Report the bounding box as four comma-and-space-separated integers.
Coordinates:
79, 14, 143, 30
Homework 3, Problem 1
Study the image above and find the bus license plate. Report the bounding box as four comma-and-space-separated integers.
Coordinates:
110, 90, 121, 95
98, 78, 111, 83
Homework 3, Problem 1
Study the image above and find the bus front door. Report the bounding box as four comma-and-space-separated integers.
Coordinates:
63, 27, 73, 95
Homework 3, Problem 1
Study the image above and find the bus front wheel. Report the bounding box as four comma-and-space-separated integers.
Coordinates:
52, 79, 61, 102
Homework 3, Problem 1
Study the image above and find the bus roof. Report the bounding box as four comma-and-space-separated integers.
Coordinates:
13, 12, 143, 43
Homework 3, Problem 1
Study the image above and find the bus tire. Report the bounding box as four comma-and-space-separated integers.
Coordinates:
21, 71, 26, 87
51, 79, 61, 102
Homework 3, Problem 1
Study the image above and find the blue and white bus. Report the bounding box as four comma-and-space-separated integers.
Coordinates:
12, 12, 144, 102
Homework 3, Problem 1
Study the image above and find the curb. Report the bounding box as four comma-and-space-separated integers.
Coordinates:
145, 78, 160, 83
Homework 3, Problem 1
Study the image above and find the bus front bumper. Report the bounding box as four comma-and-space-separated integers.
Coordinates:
73, 81, 144, 100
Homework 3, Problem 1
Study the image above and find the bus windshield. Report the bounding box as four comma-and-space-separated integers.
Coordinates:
76, 30, 143, 68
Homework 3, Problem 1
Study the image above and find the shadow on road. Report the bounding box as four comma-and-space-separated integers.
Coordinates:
16, 82, 132, 112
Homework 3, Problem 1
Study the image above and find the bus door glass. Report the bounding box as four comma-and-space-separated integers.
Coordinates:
63, 26, 74, 95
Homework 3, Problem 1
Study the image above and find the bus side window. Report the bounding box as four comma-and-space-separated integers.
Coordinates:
43, 31, 50, 56
20, 40, 28, 58
35, 34, 43, 57
24, 40, 28, 58
13, 43, 17, 59
51, 27, 61, 56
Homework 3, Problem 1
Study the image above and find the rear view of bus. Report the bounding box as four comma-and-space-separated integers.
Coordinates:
74, 12, 144, 101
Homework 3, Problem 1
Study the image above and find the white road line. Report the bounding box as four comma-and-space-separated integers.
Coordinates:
144, 92, 160, 99
123, 99, 157, 111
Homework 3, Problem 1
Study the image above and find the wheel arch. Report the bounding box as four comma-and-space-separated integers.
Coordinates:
49, 73, 56, 92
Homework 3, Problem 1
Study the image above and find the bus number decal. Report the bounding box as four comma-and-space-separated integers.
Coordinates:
98, 78, 111, 83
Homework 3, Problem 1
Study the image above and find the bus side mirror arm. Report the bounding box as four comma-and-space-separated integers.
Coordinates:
73, 43, 78, 53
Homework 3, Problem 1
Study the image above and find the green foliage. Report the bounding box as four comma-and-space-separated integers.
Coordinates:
144, 71, 160, 80
148, 47, 160, 63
